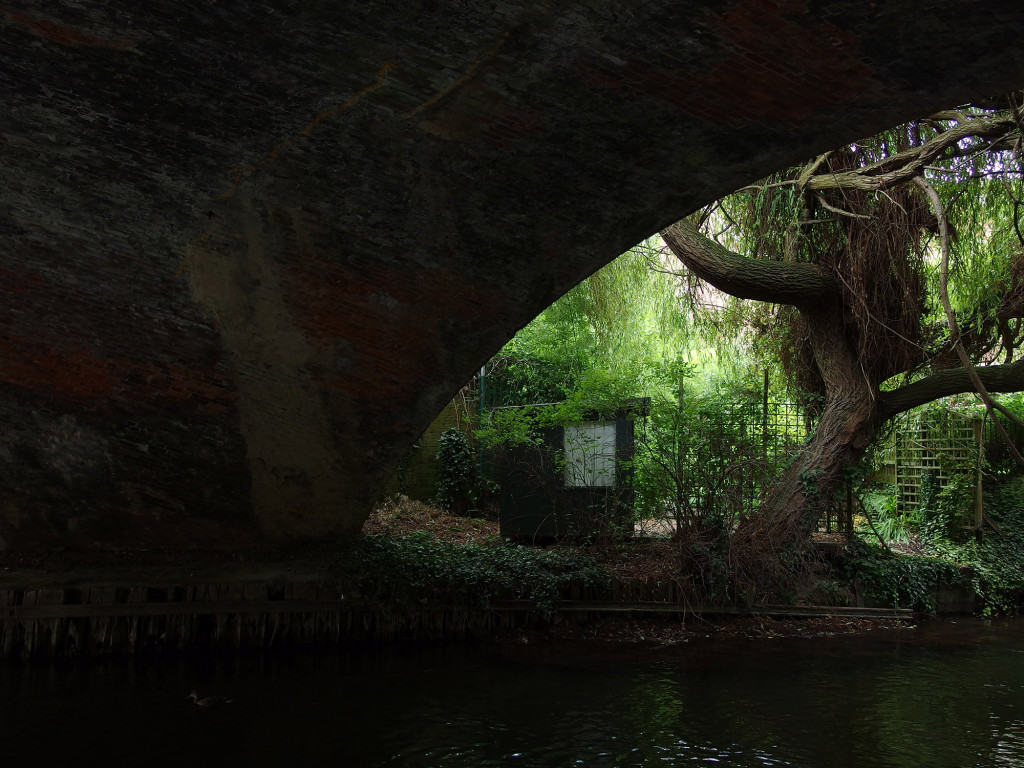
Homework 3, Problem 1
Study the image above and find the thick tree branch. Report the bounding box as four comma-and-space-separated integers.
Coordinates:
879, 358, 1024, 419
804, 115, 1016, 193
660, 219, 838, 308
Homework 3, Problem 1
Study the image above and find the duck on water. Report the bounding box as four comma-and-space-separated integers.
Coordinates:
187, 691, 234, 707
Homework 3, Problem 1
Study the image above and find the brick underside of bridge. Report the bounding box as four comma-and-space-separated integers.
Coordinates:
3, 1, 1024, 550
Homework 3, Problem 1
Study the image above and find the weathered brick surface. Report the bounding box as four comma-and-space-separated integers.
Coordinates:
2, 1, 1024, 548
383, 398, 478, 502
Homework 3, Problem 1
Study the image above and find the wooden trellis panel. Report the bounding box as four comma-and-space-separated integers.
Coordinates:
892, 410, 981, 519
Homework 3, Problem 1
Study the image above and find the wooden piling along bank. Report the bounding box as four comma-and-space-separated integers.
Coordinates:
0, 581, 535, 660
0, 575, 915, 661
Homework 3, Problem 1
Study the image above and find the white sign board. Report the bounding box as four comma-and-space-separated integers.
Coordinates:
563, 421, 617, 488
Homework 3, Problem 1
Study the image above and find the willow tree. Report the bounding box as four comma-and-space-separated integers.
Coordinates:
487, 236, 692, 407
661, 94, 1024, 592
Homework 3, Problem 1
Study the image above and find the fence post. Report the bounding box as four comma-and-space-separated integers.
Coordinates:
761, 369, 769, 483
974, 418, 983, 530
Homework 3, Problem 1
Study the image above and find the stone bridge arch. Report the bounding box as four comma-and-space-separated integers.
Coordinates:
3, 1, 1024, 548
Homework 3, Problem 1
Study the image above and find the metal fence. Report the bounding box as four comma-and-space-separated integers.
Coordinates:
658, 399, 809, 521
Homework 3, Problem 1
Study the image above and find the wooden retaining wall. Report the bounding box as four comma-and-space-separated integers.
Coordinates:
0, 581, 542, 660
0, 578, 914, 661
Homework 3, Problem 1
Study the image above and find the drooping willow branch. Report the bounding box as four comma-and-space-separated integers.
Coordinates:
914, 174, 1024, 468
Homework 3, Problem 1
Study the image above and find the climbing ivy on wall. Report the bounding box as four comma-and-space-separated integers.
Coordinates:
434, 428, 480, 516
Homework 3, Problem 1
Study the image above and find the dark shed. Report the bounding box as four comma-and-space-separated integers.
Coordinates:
496, 399, 649, 541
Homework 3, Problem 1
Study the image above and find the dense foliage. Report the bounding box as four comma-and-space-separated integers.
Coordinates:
434, 428, 482, 516
481, 237, 702, 411
478, 235, 775, 519
840, 475, 1024, 615
334, 532, 609, 616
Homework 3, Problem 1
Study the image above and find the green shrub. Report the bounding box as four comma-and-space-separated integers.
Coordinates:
334, 532, 609, 616
857, 487, 915, 544
842, 475, 1024, 615
434, 428, 480, 516
838, 539, 968, 613
965, 476, 1024, 615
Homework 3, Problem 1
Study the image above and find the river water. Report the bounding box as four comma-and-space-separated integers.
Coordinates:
2, 618, 1023, 767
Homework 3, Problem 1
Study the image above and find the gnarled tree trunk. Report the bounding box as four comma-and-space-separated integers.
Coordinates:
727, 298, 880, 592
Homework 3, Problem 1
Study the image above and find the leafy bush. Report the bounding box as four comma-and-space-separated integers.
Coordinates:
434, 428, 480, 516
918, 470, 975, 545
857, 487, 916, 544
844, 475, 1024, 615
959, 477, 1024, 615
633, 388, 800, 533
334, 532, 609, 616
838, 539, 969, 613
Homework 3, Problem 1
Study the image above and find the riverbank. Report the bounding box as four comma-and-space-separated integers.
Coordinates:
497, 613, 916, 647
0, 579, 916, 661
0, 496, 990, 659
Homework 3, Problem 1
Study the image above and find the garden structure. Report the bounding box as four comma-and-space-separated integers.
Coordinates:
494, 401, 647, 541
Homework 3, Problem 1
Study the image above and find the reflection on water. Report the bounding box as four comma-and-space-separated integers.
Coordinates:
1, 619, 1023, 767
